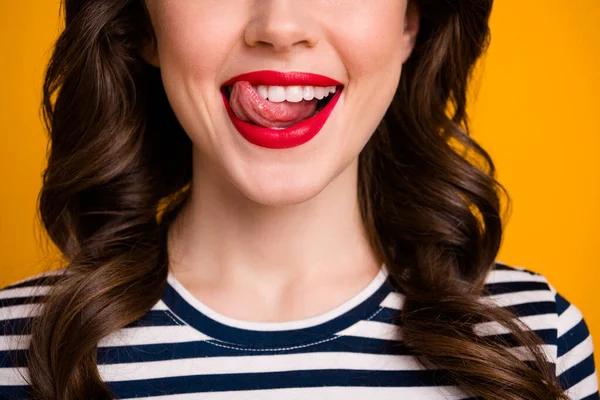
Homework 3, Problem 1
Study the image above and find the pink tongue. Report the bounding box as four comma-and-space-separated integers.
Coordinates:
229, 81, 318, 129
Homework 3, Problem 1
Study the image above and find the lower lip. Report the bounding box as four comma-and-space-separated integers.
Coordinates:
221, 88, 343, 149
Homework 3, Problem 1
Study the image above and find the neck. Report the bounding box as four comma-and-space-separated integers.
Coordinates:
167, 152, 380, 289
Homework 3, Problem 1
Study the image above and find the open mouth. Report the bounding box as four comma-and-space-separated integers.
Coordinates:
220, 85, 342, 122
218, 71, 344, 148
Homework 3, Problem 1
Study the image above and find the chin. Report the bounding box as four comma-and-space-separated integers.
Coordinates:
230, 166, 333, 207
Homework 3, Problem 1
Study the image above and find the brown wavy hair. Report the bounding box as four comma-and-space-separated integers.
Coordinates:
18, 0, 567, 398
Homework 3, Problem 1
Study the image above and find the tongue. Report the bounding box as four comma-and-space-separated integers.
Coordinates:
229, 81, 318, 129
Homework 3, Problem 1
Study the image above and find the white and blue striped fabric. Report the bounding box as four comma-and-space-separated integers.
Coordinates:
0, 262, 598, 399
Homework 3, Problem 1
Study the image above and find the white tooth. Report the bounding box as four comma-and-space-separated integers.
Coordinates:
328, 86, 337, 94
302, 86, 315, 100
256, 85, 269, 100
267, 86, 286, 102
285, 86, 304, 103
314, 87, 327, 100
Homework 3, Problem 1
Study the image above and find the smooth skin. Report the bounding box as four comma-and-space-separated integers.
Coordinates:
142, 0, 420, 323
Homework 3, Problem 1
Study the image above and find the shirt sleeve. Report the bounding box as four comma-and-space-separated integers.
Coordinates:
555, 291, 599, 399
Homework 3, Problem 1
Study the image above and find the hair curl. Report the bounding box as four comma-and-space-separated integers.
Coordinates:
17, 0, 567, 398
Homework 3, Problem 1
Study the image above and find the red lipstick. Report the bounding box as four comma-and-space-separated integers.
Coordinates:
221, 70, 343, 149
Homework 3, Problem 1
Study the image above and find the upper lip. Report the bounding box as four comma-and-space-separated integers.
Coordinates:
221, 70, 343, 88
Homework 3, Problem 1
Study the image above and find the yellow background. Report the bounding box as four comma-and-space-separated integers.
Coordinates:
1, 1, 598, 371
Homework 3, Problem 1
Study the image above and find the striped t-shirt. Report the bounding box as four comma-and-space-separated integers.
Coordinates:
0, 262, 598, 399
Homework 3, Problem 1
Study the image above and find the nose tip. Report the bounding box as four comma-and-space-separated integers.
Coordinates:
244, 1, 319, 53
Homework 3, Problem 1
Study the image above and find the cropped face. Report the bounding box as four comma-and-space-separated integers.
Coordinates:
143, 1, 419, 205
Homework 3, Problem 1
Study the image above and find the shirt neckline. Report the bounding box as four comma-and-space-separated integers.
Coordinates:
161, 263, 393, 348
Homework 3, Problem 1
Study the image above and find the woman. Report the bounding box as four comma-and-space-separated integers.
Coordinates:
0, 0, 597, 399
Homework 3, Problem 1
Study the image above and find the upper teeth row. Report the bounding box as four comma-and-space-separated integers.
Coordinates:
253, 86, 337, 103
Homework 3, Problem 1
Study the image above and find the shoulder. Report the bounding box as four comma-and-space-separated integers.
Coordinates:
0, 269, 66, 337
484, 261, 556, 309
0, 270, 67, 392
484, 261, 589, 327
485, 261, 599, 398
0, 270, 66, 385
0, 269, 64, 312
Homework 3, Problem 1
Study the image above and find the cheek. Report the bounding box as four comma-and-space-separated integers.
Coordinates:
151, 2, 244, 84
147, 2, 248, 152
326, 4, 405, 80
324, 4, 405, 147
